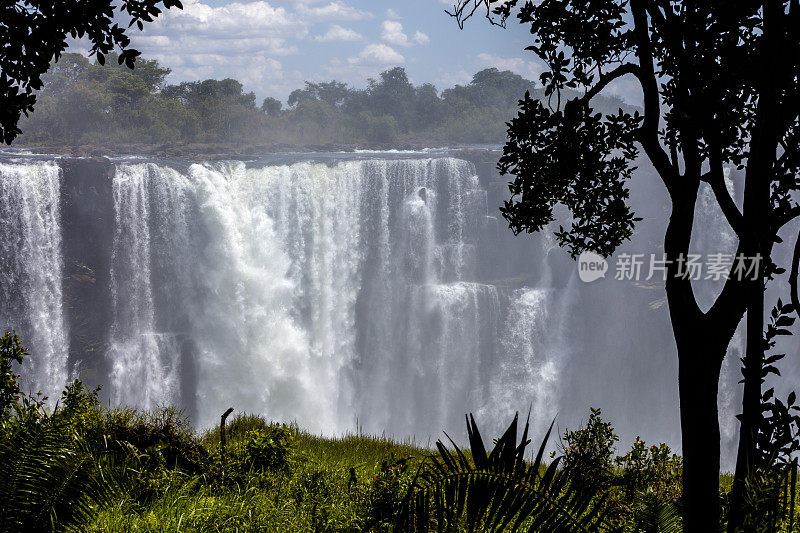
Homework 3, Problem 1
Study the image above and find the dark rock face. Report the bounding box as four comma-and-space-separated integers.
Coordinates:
59, 158, 115, 391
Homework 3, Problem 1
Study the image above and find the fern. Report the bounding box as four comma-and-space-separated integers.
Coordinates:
633, 491, 682, 533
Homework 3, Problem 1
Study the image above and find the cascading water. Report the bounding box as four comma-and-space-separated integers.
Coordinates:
0, 161, 68, 396
4, 151, 789, 467
102, 157, 527, 436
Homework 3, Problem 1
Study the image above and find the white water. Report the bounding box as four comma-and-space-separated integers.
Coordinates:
0, 162, 68, 396
100, 158, 553, 435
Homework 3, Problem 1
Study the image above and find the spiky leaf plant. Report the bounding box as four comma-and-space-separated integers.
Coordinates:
397, 413, 618, 532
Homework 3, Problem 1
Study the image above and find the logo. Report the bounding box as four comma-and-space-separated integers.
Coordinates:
578, 251, 608, 283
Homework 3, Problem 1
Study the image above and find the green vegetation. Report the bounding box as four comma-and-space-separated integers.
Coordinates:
15, 53, 636, 153
1, 332, 798, 532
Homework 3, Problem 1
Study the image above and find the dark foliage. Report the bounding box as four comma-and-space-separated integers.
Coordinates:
0, 0, 182, 144
80, 405, 209, 476
0, 342, 124, 532
0, 331, 26, 414
450, 2, 800, 530
733, 298, 800, 531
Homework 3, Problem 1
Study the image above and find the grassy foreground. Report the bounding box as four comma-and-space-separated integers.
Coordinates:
89, 412, 427, 532
76, 406, 797, 533
1, 329, 797, 532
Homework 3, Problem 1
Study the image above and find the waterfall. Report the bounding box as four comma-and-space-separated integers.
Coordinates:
102, 157, 503, 433
3, 152, 775, 466
0, 161, 68, 396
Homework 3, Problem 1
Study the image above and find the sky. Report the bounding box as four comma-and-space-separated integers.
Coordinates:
69, 0, 634, 104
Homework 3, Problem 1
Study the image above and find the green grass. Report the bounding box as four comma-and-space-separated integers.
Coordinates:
88, 413, 429, 532
67, 410, 800, 532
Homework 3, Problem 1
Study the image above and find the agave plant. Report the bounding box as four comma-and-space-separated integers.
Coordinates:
397, 412, 618, 532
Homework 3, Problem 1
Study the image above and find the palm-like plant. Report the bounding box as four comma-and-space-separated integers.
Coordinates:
397, 413, 618, 532
0, 334, 125, 532
633, 491, 682, 533
0, 417, 123, 533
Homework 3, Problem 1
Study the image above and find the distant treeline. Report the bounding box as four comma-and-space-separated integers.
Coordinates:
18, 53, 636, 149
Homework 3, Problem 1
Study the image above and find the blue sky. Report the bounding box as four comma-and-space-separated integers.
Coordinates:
71, 0, 638, 104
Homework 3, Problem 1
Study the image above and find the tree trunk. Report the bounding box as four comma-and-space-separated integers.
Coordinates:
729, 285, 765, 532
675, 328, 725, 532
664, 191, 748, 531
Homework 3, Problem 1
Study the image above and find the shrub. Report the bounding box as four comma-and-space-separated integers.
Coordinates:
243, 424, 294, 472
561, 407, 619, 491
0, 331, 26, 416
615, 437, 682, 502
80, 405, 208, 477
366, 454, 413, 530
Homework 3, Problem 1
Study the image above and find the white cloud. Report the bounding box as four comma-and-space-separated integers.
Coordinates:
120, 0, 320, 100
133, 0, 306, 60
386, 8, 401, 19
436, 68, 472, 88
348, 43, 404, 65
315, 24, 363, 42
380, 20, 429, 48
295, 1, 372, 21
144, 51, 302, 100
476, 53, 546, 81
146, 0, 306, 38
381, 20, 410, 47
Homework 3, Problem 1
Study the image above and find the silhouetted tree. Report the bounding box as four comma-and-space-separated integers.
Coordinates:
0, 0, 182, 144
450, 1, 800, 531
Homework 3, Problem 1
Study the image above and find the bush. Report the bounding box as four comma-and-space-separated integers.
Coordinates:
366, 454, 413, 530
0, 332, 26, 416
243, 424, 294, 473
615, 437, 682, 502
561, 407, 619, 491
80, 405, 209, 477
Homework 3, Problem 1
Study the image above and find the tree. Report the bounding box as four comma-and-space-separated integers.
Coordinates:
368, 67, 416, 132
39, 53, 93, 98
443, 68, 535, 109
0, 0, 183, 144
413, 83, 442, 128
450, 1, 800, 531
91, 52, 172, 92
261, 97, 283, 117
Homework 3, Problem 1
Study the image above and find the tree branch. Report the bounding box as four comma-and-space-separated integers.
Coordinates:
631, 0, 678, 194
578, 63, 640, 105
771, 204, 800, 232
792, 229, 800, 316
703, 134, 744, 236
445, 0, 510, 29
